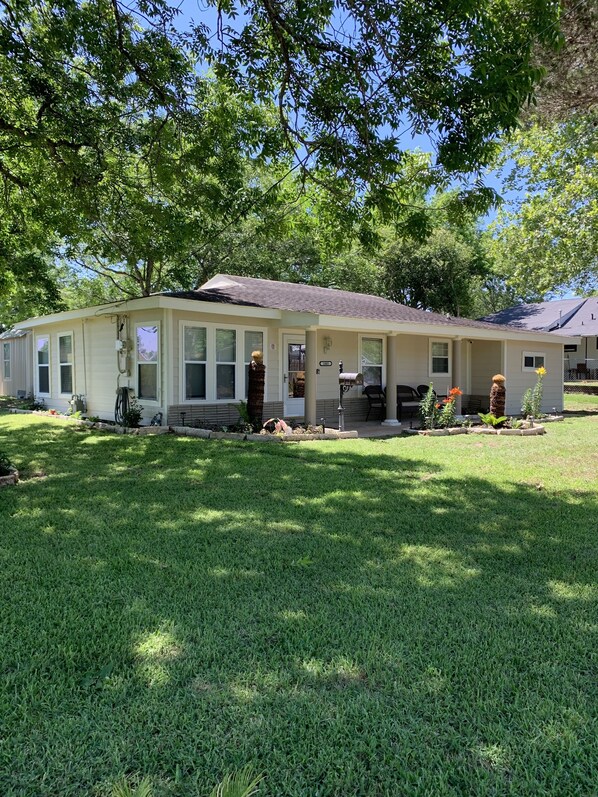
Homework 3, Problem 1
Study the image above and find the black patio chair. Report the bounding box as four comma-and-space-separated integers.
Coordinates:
397, 385, 422, 422
417, 384, 437, 399
364, 385, 386, 421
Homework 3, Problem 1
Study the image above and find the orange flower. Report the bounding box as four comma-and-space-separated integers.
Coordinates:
435, 403, 442, 409
449, 387, 463, 397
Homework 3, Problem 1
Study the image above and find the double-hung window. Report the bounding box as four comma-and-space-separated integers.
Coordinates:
136, 325, 159, 401
37, 336, 50, 394
2, 342, 10, 380
361, 337, 383, 387
184, 326, 207, 400
216, 329, 236, 399
58, 333, 73, 394
244, 330, 264, 397
430, 339, 451, 376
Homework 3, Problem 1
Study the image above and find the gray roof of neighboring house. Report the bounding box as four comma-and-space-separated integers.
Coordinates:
480, 297, 598, 337
165, 274, 525, 333
0, 327, 29, 340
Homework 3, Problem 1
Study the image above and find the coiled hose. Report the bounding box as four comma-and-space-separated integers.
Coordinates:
114, 386, 131, 425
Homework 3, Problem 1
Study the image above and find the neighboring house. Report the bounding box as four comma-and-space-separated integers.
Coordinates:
481, 297, 598, 380
0, 328, 33, 398
14, 274, 577, 425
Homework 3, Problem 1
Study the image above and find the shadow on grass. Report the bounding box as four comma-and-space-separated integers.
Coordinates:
1, 421, 597, 797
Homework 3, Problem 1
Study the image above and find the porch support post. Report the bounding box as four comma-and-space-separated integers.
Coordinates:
452, 338, 463, 414
382, 333, 400, 426
304, 328, 318, 426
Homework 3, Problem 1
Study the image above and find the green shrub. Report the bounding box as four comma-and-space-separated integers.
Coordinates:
0, 450, 13, 476
122, 399, 143, 428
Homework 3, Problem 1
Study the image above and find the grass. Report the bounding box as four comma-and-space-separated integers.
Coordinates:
1, 410, 597, 797
564, 391, 598, 413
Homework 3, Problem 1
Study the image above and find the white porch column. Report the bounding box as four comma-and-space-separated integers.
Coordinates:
382, 333, 401, 426
304, 328, 318, 426
452, 338, 462, 414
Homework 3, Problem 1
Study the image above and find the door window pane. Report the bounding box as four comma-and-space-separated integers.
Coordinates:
361, 338, 383, 386
287, 343, 306, 398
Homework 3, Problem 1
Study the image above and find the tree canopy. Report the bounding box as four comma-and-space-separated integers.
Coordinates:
491, 114, 598, 296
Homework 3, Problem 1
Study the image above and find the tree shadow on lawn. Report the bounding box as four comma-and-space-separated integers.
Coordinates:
1, 422, 597, 797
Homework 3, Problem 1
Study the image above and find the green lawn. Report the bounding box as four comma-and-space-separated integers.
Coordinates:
1, 413, 597, 797
564, 391, 598, 413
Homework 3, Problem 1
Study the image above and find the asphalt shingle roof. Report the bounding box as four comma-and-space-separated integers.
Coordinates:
481, 297, 598, 337
165, 275, 525, 333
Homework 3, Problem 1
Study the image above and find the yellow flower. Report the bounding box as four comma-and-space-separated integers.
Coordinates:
535, 366, 547, 376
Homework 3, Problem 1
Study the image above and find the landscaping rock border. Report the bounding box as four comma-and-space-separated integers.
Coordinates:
416, 424, 546, 436
9, 409, 358, 442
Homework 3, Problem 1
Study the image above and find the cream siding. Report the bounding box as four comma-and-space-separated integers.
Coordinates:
505, 340, 564, 414
395, 333, 453, 394
470, 340, 502, 395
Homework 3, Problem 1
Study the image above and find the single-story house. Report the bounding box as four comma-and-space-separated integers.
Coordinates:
0, 327, 33, 398
13, 274, 577, 426
481, 297, 598, 380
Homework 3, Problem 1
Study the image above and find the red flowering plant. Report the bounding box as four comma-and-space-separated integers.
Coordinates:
437, 387, 463, 428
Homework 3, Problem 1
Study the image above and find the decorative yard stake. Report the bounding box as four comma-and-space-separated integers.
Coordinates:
489, 374, 506, 418
247, 350, 266, 429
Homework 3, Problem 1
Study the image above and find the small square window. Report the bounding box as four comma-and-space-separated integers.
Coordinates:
522, 352, 545, 372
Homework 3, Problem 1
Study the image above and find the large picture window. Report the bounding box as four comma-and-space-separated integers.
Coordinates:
216, 328, 236, 399
361, 337, 383, 386
181, 324, 266, 402
136, 325, 159, 401
244, 330, 264, 397
430, 339, 450, 376
2, 342, 10, 380
184, 326, 207, 400
58, 333, 73, 394
37, 336, 50, 394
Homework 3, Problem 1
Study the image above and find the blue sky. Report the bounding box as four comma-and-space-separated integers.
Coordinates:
174, 1, 516, 226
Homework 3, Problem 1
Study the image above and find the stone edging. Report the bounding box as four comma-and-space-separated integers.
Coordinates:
411, 425, 547, 437
8, 409, 357, 442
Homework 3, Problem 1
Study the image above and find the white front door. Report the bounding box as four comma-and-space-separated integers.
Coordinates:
283, 335, 306, 417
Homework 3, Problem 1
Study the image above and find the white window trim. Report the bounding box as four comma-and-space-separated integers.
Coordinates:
36, 335, 51, 396
135, 322, 161, 405
522, 351, 546, 372
179, 321, 267, 404
57, 331, 75, 395
429, 338, 452, 377
2, 342, 11, 381
359, 334, 386, 390
182, 325, 208, 402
